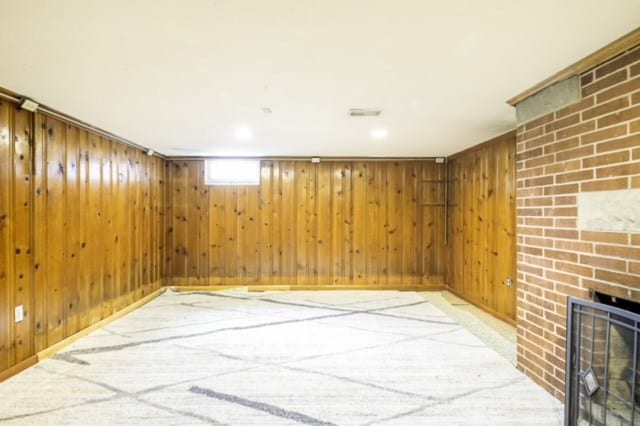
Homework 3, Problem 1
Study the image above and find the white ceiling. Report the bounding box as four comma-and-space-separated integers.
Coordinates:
1, 1, 639, 158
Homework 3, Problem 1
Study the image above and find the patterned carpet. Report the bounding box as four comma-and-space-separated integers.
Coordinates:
0, 290, 563, 425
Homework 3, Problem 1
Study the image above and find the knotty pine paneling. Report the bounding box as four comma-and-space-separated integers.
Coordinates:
168, 160, 446, 288
447, 131, 517, 322
0, 100, 34, 371
33, 114, 169, 351
0, 98, 168, 378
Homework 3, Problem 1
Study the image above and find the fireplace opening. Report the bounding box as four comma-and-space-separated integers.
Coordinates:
565, 294, 640, 425
595, 292, 640, 316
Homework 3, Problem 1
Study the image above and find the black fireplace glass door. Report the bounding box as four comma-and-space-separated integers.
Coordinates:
566, 297, 640, 425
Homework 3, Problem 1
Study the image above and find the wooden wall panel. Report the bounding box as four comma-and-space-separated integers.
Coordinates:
115, 146, 132, 306
64, 124, 80, 337
32, 113, 47, 351
197, 164, 210, 285
0, 99, 14, 371
208, 185, 224, 284
13, 108, 33, 363
352, 162, 367, 285
402, 163, 418, 286
44, 118, 66, 346
77, 129, 90, 331
34, 121, 168, 344
223, 187, 238, 284
244, 185, 260, 283
365, 163, 382, 285
259, 163, 273, 285
387, 162, 402, 286
447, 131, 517, 322
316, 163, 332, 285
45, 121, 167, 342
101, 138, 114, 313
280, 162, 296, 284
169, 159, 446, 288
0, 99, 168, 379
334, 163, 352, 285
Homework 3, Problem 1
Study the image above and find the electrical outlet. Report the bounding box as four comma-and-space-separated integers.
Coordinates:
506, 276, 514, 288
15, 305, 24, 323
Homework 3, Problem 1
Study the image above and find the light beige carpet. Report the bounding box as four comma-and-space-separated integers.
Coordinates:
0, 289, 562, 425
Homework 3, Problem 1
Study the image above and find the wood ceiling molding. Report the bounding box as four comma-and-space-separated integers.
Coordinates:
507, 27, 640, 106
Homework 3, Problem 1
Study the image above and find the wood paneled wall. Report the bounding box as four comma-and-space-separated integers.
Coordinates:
0, 95, 515, 380
168, 160, 447, 288
0, 100, 32, 374
0, 99, 168, 377
447, 132, 517, 322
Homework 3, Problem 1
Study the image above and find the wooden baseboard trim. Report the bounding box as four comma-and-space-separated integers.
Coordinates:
0, 355, 38, 383
171, 285, 248, 292
37, 287, 166, 361
171, 284, 445, 292
445, 287, 516, 326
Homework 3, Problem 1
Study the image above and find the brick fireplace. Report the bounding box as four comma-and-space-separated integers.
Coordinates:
515, 44, 640, 400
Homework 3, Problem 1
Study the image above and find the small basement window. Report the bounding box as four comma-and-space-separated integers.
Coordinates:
204, 159, 260, 186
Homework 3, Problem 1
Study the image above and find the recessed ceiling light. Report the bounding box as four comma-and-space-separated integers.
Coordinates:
234, 126, 253, 141
370, 128, 388, 140
349, 108, 381, 117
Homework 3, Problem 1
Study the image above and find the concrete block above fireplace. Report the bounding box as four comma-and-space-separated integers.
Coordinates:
578, 189, 640, 232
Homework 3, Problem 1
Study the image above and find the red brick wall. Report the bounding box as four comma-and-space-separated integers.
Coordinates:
516, 45, 640, 399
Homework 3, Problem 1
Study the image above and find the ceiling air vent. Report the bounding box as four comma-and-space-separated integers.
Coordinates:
349, 108, 382, 117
